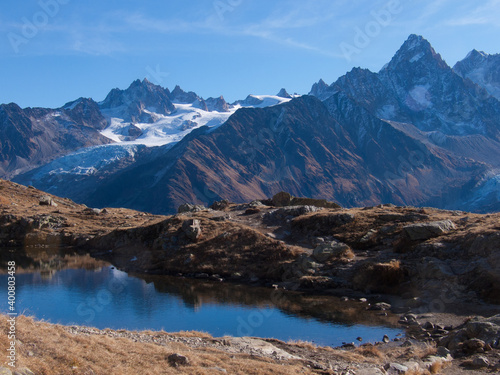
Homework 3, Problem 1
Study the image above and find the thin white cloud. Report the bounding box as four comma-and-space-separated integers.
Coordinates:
445, 0, 500, 26
241, 27, 343, 58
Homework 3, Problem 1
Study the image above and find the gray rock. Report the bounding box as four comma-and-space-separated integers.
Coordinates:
472, 356, 489, 368
248, 200, 265, 207
167, 353, 190, 367
312, 240, 352, 261
182, 219, 202, 241
369, 302, 392, 311
178, 203, 206, 213
297, 255, 320, 272
39, 195, 57, 207
423, 321, 434, 330
265, 205, 319, 223
436, 346, 452, 358
384, 362, 408, 374
439, 315, 500, 351
360, 229, 377, 243
0, 367, 12, 375
209, 199, 230, 210
403, 220, 456, 240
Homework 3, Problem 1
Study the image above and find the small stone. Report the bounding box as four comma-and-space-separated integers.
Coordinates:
436, 346, 451, 358
423, 321, 434, 330
384, 362, 408, 374
178, 203, 206, 213
244, 207, 261, 215
472, 356, 489, 368
356, 337, 363, 341
39, 195, 57, 207
405, 314, 418, 322
342, 342, 356, 348
369, 302, 392, 311
167, 353, 190, 367
382, 334, 390, 343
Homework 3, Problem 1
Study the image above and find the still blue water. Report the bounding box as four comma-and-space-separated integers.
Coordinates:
1, 266, 402, 347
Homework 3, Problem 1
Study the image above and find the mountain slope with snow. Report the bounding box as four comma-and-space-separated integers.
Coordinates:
6, 35, 500, 213
454, 50, 500, 101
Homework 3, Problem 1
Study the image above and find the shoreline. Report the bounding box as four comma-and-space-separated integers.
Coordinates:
2, 312, 500, 374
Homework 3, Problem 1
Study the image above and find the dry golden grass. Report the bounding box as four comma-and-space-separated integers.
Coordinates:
0, 315, 319, 375
429, 360, 448, 374
286, 339, 317, 350
354, 345, 386, 361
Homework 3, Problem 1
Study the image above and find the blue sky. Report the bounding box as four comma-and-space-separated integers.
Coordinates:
1, 0, 499, 108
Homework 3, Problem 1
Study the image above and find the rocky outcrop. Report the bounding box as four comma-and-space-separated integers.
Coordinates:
402, 220, 456, 240
438, 315, 500, 356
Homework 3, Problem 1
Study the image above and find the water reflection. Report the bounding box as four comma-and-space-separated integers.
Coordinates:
0, 249, 402, 346
0, 247, 108, 276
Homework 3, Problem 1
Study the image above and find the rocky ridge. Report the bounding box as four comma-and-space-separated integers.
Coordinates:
2, 180, 500, 374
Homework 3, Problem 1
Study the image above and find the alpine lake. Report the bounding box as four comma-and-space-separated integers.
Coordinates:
1, 247, 403, 347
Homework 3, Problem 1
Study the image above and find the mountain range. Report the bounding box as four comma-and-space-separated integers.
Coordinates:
3, 34, 499, 214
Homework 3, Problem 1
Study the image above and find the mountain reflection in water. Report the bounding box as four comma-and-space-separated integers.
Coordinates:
1, 249, 402, 346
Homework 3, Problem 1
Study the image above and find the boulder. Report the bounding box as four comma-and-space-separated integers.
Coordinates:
209, 200, 230, 211
39, 195, 57, 207
312, 241, 353, 262
384, 362, 408, 374
182, 219, 202, 241
439, 315, 500, 351
472, 356, 489, 368
264, 205, 319, 223
369, 302, 392, 311
167, 353, 190, 367
271, 191, 340, 209
178, 203, 206, 213
403, 220, 456, 241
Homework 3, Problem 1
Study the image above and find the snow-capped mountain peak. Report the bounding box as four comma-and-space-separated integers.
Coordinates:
381, 34, 448, 73
454, 49, 500, 101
